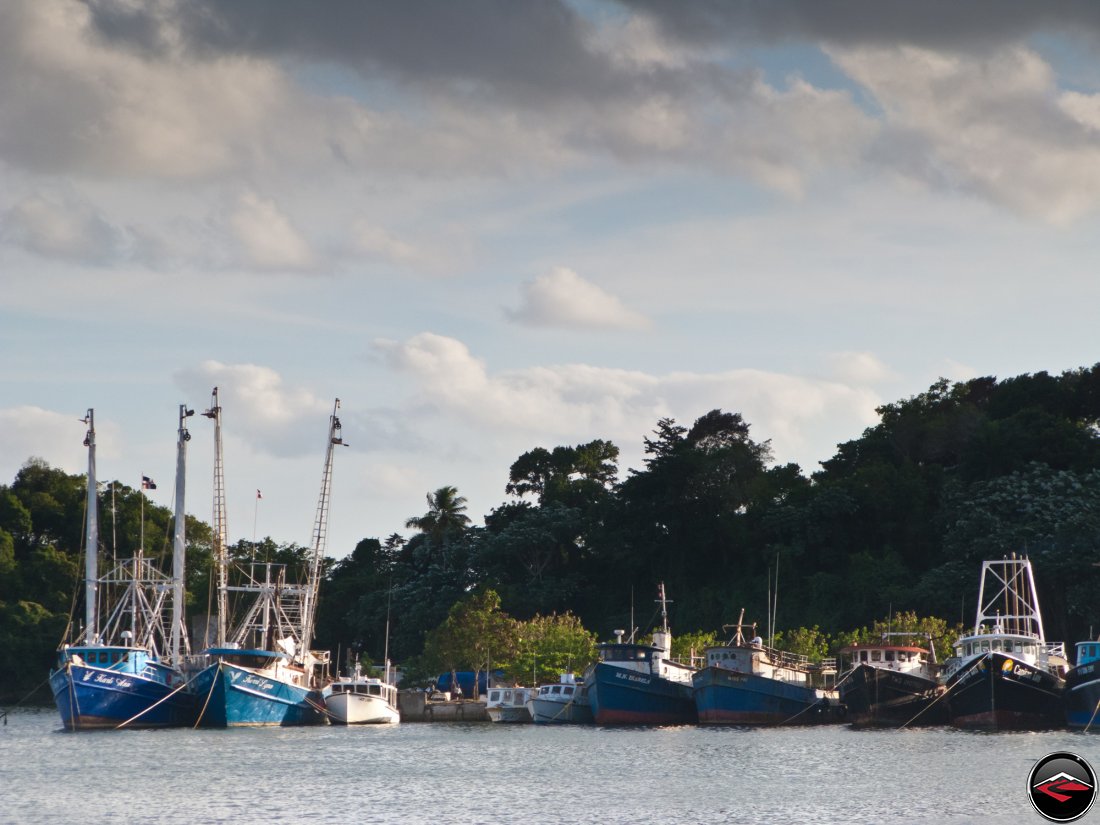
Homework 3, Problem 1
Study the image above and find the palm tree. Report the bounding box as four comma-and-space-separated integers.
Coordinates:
405, 486, 471, 545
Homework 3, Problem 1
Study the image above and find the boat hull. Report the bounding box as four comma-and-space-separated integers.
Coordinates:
486, 706, 532, 723
50, 662, 196, 730
324, 692, 399, 725
945, 652, 1063, 730
190, 661, 326, 727
839, 665, 946, 727
528, 696, 594, 725
587, 662, 696, 726
1064, 661, 1100, 729
692, 666, 842, 725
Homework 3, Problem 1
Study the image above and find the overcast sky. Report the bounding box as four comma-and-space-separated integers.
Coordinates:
4, 0, 1100, 558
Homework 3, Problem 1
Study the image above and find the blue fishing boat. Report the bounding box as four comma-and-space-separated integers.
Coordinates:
692, 612, 842, 725
51, 407, 198, 729
1063, 639, 1100, 729
189, 393, 341, 727
585, 584, 697, 726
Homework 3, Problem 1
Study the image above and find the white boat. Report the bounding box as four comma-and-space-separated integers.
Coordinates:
485, 686, 534, 723
526, 673, 593, 724
325, 662, 400, 724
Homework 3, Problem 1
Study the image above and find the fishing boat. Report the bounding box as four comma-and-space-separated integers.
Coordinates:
526, 672, 593, 725
585, 583, 697, 726
189, 392, 342, 727
324, 661, 400, 725
692, 612, 843, 725
836, 633, 945, 726
485, 686, 535, 723
941, 556, 1067, 730
1063, 638, 1100, 730
51, 406, 198, 729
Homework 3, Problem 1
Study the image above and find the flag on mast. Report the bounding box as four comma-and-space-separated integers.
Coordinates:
142, 475, 157, 490
256, 489, 262, 499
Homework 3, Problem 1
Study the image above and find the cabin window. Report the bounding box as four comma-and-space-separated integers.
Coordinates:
489, 691, 500, 702
369, 685, 381, 696
551, 686, 561, 695
860, 651, 868, 662
979, 642, 990, 652
563, 686, 573, 695
503, 691, 513, 702
871, 651, 882, 662
885, 651, 895, 662
722, 652, 729, 660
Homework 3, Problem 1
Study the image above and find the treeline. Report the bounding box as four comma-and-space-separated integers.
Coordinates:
5, 366, 1100, 700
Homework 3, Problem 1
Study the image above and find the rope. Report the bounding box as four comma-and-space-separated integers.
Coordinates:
193, 661, 222, 728
115, 675, 195, 730
1082, 694, 1100, 733
899, 653, 987, 730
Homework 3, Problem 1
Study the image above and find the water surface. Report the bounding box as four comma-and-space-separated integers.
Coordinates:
3, 708, 1095, 824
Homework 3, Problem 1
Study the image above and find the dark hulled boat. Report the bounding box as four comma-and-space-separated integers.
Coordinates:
942, 557, 1067, 730
837, 635, 945, 726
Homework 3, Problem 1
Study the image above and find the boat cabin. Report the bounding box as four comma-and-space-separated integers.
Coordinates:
485, 687, 534, 709
1077, 640, 1100, 668
954, 633, 1040, 661
535, 681, 584, 702
839, 644, 936, 679
598, 642, 661, 673
705, 642, 811, 685
329, 678, 397, 704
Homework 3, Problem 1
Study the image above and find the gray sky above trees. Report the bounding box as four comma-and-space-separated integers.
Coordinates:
3, 0, 1100, 556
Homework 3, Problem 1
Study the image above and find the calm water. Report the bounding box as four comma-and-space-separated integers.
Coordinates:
3, 707, 1098, 824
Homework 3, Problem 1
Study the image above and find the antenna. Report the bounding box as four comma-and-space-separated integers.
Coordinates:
299, 398, 348, 659
81, 409, 99, 645
202, 387, 229, 647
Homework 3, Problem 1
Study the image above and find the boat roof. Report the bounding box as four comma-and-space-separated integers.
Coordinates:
838, 644, 929, 654
203, 647, 290, 660
598, 641, 660, 651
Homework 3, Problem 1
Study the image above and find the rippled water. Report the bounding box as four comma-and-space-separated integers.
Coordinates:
3, 707, 1099, 824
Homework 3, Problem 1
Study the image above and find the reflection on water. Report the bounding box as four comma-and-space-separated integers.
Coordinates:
3, 707, 1098, 824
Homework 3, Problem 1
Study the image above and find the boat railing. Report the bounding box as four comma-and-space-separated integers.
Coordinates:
762, 646, 811, 670
1044, 642, 1066, 660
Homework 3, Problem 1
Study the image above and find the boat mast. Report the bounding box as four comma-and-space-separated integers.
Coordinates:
300, 398, 346, 658
202, 388, 229, 648
170, 403, 194, 663
82, 409, 99, 644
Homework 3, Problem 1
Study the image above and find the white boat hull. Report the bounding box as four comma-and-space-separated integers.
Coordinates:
325, 691, 400, 725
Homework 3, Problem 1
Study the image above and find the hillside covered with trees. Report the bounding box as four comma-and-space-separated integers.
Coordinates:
5, 365, 1100, 701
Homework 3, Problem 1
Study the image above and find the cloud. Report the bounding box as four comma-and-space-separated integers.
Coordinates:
826, 351, 896, 384
507, 267, 650, 330
230, 193, 315, 271
0, 406, 122, 477
833, 44, 1100, 222
618, 1, 1100, 51
1, 193, 123, 264
174, 361, 333, 458
375, 332, 882, 469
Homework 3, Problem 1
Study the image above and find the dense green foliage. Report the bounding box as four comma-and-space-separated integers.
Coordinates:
7, 365, 1100, 702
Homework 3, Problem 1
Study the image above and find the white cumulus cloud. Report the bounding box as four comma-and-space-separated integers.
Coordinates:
508, 267, 650, 331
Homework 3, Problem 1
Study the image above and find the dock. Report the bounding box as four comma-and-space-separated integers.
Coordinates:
397, 691, 489, 722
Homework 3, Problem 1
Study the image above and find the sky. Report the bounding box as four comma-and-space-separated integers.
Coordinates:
3, 1, 1100, 559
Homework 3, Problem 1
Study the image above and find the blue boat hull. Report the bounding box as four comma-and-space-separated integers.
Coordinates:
50, 663, 196, 730
692, 666, 841, 725
190, 661, 326, 727
587, 662, 696, 726
1064, 661, 1100, 729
